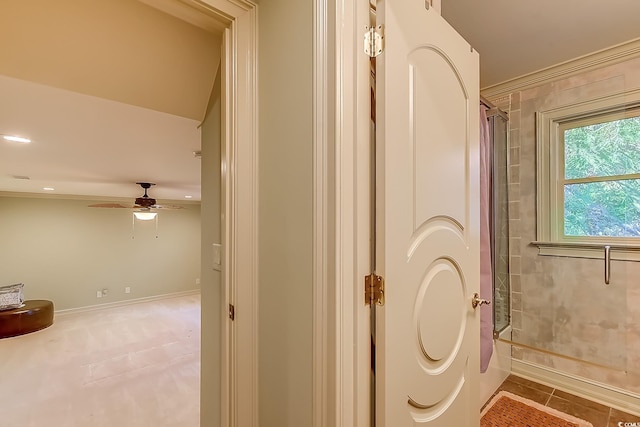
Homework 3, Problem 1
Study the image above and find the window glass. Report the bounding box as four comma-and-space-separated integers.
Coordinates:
564, 115, 640, 180
561, 110, 640, 240
564, 179, 640, 237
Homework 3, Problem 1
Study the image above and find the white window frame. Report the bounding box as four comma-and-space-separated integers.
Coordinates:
534, 88, 640, 261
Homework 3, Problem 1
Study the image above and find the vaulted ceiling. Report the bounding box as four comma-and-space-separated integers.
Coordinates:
0, 0, 222, 201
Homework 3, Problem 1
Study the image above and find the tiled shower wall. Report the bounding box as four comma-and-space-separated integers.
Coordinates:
488, 56, 640, 396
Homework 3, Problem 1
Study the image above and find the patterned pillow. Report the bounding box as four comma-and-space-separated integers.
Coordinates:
0, 283, 24, 311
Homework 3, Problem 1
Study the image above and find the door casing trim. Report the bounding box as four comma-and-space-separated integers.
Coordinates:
314, 0, 373, 425
192, 1, 259, 426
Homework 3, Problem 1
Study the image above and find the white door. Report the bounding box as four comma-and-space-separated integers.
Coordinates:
375, 1, 480, 426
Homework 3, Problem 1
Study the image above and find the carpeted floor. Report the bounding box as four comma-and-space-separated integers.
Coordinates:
0, 293, 201, 427
482, 391, 593, 427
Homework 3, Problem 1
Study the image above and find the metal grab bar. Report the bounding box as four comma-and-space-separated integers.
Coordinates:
604, 245, 611, 285
532, 241, 640, 285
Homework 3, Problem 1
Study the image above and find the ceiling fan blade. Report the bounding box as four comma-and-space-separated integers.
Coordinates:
88, 184, 187, 210
88, 203, 134, 208
152, 204, 185, 210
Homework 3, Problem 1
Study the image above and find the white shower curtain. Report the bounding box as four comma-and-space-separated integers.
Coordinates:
480, 106, 494, 373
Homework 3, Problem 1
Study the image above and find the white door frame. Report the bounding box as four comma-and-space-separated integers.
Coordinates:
312, 0, 332, 424
193, 0, 371, 424
191, 1, 258, 426
332, 0, 373, 425
193, 0, 361, 425
196, 0, 372, 424
313, 0, 372, 426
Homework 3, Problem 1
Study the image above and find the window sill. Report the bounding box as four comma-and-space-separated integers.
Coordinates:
531, 241, 640, 261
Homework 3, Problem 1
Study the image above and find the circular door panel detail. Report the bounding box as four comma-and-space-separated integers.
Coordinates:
415, 257, 466, 367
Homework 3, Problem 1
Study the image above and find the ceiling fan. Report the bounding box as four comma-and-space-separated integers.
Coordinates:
88, 182, 184, 210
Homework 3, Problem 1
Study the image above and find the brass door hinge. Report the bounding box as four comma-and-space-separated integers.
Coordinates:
365, 273, 385, 306
229, 304, 235, 321
364, 25, 384, 58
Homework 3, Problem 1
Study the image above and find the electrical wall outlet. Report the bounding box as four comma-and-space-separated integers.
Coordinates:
97, 290, 102, 298
125, 287, 131, 294
196, 278, 200, 285
102, 288, 108, 296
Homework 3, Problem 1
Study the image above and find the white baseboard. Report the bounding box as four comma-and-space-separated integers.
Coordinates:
512, 359, 640, 416
54, 289, 201, 316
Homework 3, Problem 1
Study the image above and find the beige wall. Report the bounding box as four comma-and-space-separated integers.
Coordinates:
493, 56, 640, 394
0, 195, 201, 310
258, 0, 314, 425
200, 62, 222, 426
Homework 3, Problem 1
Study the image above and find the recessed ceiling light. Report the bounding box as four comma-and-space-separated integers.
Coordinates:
184, 195, 193, 199
3, 135, 31, 143
43, 187, 55, 191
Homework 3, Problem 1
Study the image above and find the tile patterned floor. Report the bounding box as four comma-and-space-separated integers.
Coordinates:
0, 293, 200, 427
489, 375, 640, 427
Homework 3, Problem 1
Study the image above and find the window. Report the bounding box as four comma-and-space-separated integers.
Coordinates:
535, 89, 640, 260
561, 111, 640, 238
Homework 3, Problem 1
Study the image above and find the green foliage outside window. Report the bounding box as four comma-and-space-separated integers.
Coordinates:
563, 115, 640, 237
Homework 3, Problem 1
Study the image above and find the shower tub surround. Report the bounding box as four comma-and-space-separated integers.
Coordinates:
486, 53, 640, 406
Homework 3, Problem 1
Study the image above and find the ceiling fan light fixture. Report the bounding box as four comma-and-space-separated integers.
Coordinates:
133, 211, 157, 221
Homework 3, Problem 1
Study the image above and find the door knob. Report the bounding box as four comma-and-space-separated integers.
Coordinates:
471, 293, 490, 309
